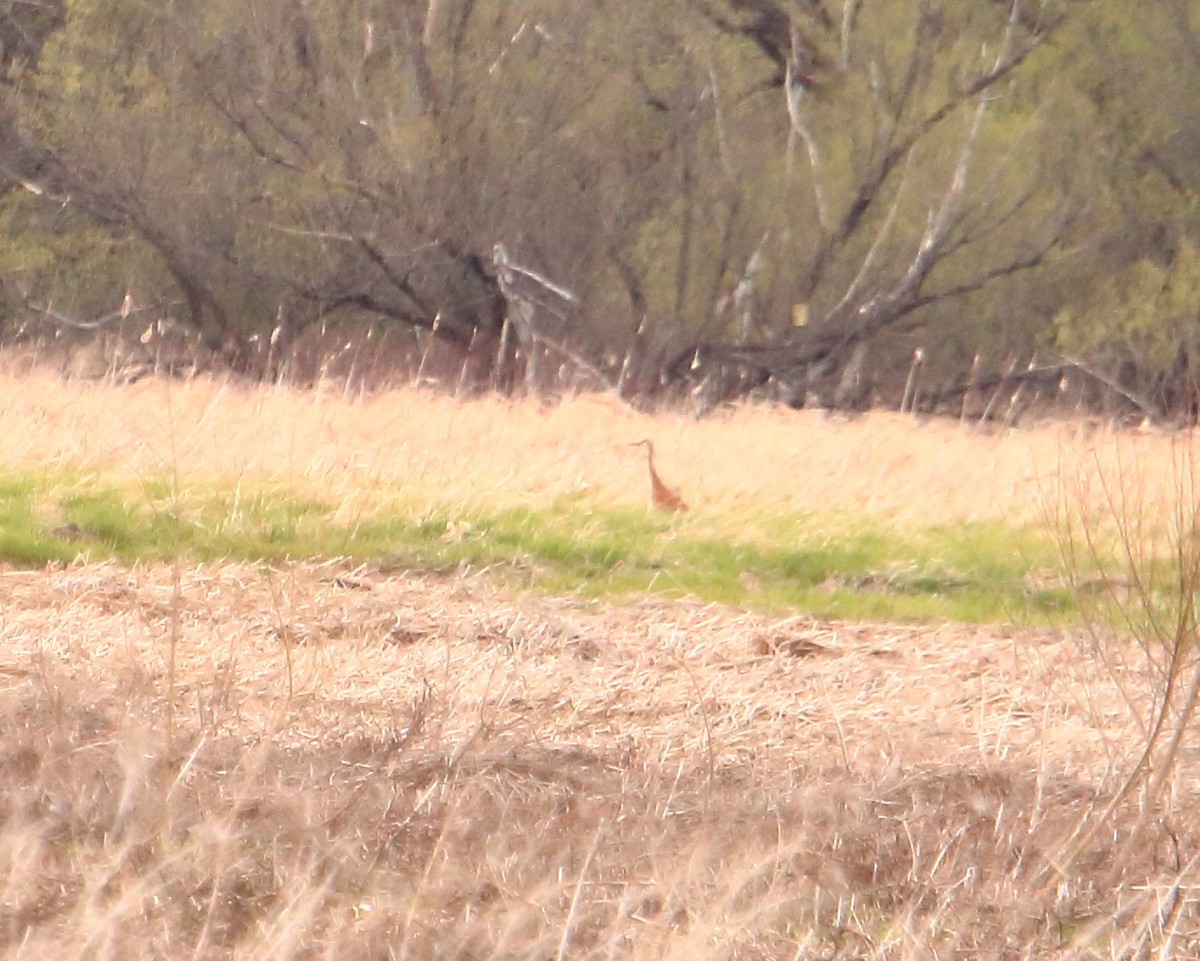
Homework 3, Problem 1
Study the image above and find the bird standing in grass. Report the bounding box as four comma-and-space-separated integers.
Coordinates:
630, 439, 689, 513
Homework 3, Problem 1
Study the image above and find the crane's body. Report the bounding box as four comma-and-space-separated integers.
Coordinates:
630, 439, 689, 513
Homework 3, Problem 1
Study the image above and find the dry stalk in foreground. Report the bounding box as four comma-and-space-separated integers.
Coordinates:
1046, 433, 1200, 892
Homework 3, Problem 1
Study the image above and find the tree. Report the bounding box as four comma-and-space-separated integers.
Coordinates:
0, 0, 1190, 418
662, 0, 1073, 408
1048, 0, 1200, 420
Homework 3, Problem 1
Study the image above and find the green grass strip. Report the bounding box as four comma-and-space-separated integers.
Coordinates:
0, 470, 1070, 624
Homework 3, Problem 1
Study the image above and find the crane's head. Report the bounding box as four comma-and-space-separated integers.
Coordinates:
629, 439, 654, 455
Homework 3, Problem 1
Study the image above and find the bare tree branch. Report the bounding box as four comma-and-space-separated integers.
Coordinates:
785, 24, 829, 229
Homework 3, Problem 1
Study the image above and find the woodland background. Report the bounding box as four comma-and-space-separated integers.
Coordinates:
0, 0, 1195, 418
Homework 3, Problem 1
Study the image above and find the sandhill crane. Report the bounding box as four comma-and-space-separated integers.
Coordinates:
630, 439, 689, 513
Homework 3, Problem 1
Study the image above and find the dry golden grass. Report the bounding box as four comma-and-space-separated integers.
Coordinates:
1, 363, 1193, 527
1, 560, 1197, 959
1, 367, 1200, 958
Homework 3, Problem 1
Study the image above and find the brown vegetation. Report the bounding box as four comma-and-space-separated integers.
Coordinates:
0, 361, 1193, 527
1, 559, 1194, 959
1, 370, 1200, 956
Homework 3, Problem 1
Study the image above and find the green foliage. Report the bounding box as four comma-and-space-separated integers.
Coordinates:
1053, 2, 1200, 360
1055, 239, 1200, 374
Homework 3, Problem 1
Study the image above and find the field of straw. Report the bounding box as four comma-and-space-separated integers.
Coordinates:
2, 368, 1200, 959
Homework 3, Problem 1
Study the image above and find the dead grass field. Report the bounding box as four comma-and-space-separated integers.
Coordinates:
2, 369, 1200, 958
2, 560, 1195, 959
0, 363, 1190, 526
